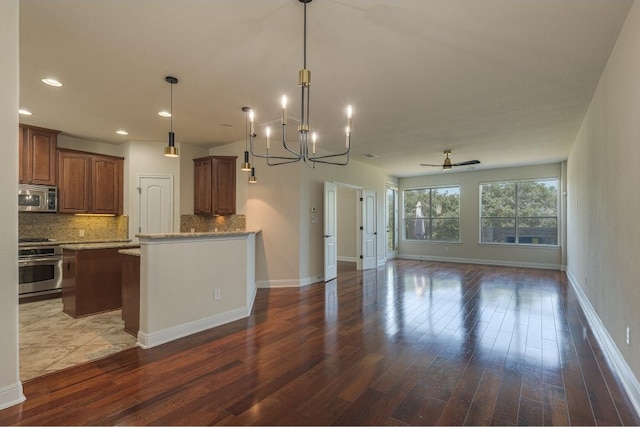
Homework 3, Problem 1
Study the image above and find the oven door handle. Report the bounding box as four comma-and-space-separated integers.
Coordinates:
19, 257, 61, 265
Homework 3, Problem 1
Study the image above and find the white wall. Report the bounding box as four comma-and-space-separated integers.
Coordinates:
0, 0, 24, 409
567, 0, 640, 381
398, 163, 564, 269
245, 156, 302, 287
125, 141, 182, 240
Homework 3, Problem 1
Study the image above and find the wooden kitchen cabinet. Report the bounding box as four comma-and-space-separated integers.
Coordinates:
120, 252, 140, 337
57, 148, 124, 214
62, 248, 125, 318
193, 156, 236, 215
19, 124, 59, 185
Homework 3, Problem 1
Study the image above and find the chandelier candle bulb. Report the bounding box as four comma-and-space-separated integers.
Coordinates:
266, 127, 271, 150
312, 132, 317, 154
249, 110, 255, 135
281, 95, 288, 125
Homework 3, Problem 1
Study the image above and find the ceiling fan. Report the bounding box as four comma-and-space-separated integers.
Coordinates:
420, 150, 480, 170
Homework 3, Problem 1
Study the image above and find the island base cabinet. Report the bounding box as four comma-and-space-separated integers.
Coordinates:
62, 248, 123, 318
121, 254, 140, 337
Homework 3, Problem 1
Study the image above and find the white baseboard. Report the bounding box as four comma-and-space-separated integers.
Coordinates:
566, 269, 640, 417
0, 382, 25, 410
257, 275, 324, 288
137, 305, 251, 349
397, 253, 561, 270
337, 256, 358, 263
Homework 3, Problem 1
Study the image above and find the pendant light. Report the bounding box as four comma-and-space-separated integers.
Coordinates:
241, 107, 252, 171
164, 76, 179, 157
242, 107, 258, 183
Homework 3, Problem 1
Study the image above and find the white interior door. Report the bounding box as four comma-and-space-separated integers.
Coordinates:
138, 175, 174, 234
324, 181, 338, 282
359, 189, 377, 270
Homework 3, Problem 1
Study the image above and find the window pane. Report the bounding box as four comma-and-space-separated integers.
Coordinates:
517, 217, 558, 245
481, 218, 516, 243
517, 180, 558, 216
481, 183, 515, 217
405, 217, 428, 240
403, 189, 430, 220
432, 187, 460, 218
432, 218, 459, 241
403, 186, 459, 242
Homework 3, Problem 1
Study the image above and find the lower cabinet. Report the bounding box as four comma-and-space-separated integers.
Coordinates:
120, 253, 140, 337
62, 248, 125, 318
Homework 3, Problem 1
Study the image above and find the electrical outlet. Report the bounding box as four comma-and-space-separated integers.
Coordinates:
214, 289, 221, 301
626, 326, 631, 345
79, 229, 85, 237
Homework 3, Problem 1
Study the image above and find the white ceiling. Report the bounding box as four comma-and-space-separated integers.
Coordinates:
18, 0, 633, 177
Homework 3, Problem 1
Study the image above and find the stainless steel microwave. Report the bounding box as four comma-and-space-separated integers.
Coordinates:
18, 184, 57, 212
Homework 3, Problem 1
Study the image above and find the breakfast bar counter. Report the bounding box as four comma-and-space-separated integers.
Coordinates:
134, 230, 259, 348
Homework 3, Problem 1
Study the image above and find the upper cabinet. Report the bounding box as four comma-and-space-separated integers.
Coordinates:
193, 156, 236, 215
19, 124, 59, 185
57, 148, 124, 215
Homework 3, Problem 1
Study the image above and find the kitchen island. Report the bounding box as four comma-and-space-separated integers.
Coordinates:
135, 230, 259, 349
60, 241, 139, 318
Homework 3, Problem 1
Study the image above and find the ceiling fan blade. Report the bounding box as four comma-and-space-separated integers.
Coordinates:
452, 160, 480, 166
419, 163, 443, 167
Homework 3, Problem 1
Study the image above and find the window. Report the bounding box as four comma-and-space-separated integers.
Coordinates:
403, 186, 460, 242
480, 178, 558, 245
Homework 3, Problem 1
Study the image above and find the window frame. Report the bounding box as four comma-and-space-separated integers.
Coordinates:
479, 177, 560, 247
402, 184, 461, 243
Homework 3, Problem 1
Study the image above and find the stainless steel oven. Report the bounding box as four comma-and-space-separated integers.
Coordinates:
18, 244, 63, 298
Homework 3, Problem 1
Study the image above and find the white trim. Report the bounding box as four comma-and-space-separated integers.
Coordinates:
137, 305, 251, 349
338, 256, 358, 263
257, 275, 324, 288
397, 253, 561, 270
0, 382, 25, 410
566, 270, 640, 417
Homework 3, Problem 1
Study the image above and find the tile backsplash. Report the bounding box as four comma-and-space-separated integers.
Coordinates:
180, 214, 246, 233
19, 213, 129, 241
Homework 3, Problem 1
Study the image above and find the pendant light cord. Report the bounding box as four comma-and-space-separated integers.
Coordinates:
303, 2, 307, 69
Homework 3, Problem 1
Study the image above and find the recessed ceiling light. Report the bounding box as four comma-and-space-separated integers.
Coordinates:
42, 78, 62, 87
116, 130, 128, 135
158, 111, 171, 117
18, 109, 32, 116
362, 153, 378, 158
220, 123, 233, 128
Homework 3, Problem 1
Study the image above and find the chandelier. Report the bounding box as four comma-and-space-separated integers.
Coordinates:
249, 0, 353, 167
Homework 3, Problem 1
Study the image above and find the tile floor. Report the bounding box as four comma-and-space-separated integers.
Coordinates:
19, 298, 137, 381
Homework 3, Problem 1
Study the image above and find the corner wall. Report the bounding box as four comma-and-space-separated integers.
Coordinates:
0, 0, 24, 409
567, 0, 640, 392
212, 139, 396, 287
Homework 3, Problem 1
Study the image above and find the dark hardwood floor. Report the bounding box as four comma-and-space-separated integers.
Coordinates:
1, 259, 638, 425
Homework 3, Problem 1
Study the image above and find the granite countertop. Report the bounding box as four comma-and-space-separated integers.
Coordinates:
59, 242, 139, 251
136, 229, 261, 239
19, 239, 131, 248
118, 248, 140, 257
